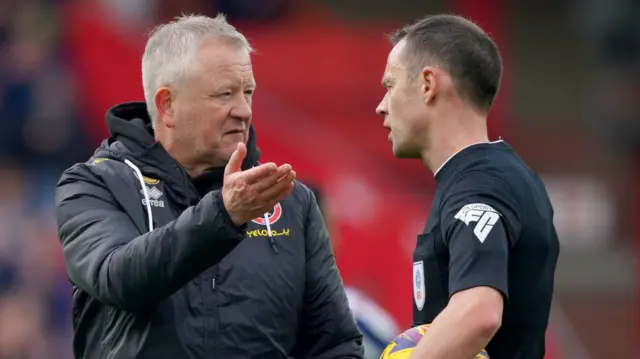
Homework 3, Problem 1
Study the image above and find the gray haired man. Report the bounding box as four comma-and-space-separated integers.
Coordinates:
55, 14, 363, 359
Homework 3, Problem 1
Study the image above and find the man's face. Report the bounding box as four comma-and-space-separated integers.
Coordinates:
376, 41, 429, 159
164, 38, 255, 168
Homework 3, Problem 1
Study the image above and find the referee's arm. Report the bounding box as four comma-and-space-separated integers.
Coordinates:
409, 171, 522, 359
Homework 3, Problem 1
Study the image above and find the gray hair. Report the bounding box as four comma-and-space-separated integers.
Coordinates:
142, 14, 253, 123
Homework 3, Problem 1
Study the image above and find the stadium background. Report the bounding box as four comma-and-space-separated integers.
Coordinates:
0, 0, 638, 358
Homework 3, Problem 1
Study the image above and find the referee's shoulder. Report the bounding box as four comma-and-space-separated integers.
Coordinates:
469, 149, 546, 204
450, 148, 533, 196
483, 142, 531, 175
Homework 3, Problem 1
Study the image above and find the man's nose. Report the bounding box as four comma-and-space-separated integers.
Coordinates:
231, 96, 252, 121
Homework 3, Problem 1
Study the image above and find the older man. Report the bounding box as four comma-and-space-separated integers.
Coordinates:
55, 14, 362, 359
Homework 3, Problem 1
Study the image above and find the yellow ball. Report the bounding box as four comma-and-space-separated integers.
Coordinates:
379, 324, 489, 359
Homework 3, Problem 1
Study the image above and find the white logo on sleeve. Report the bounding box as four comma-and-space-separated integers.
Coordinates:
454, 203, 501, 243
412, 261, 425, 311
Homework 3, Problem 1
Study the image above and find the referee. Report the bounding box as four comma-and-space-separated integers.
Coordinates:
375, 15, 560, 359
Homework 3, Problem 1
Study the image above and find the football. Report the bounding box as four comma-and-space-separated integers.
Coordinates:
379, 324, 489, 359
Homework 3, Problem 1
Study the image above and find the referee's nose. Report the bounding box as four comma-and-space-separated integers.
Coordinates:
376, 93, 389, 118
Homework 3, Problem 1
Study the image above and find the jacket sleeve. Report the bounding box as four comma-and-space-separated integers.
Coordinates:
298, 188, 364, 359
55, 164, 245, 311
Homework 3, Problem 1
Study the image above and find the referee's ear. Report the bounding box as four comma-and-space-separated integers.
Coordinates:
421, 66, 439, 106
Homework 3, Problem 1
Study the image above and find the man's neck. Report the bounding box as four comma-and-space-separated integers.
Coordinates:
182, 162, 215, 179
156, 134, 214, 178
420, 111, 489, 175
167, 147, 220, 178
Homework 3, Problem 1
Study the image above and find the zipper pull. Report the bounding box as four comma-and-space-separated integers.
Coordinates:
264, 213, 278, 254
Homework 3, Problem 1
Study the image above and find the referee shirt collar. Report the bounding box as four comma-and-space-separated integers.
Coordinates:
434, 140, 506, 183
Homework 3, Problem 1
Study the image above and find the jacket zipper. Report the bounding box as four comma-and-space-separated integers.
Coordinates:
208, 267, 219, 359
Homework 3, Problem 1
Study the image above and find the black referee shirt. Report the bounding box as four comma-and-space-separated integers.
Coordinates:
412, 141, 559, 359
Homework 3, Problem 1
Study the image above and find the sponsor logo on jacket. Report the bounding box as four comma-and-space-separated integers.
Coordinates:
247, 203, 290, 237
251, 203, 282, 225
141, 185, 165, 208
246, 228, 291, 238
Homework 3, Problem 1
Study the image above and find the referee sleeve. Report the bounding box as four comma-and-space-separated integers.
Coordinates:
440, 171, 522, 300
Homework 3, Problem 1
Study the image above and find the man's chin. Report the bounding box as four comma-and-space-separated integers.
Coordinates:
392, 144, 420, 159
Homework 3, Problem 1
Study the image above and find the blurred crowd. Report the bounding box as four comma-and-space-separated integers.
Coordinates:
0, 1, 90, 358
104, 0, 292, 24
0, 1, 294, 357
0, 0, 638, 358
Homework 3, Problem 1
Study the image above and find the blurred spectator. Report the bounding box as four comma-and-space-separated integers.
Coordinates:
0, 160, 72, 359
156, 0, 293, 23
0, 0, 84, 357
573, 0, 640, 156
0, 294, 46, 359
0, 164, 27, 295
0, 0, 91, 209
307, 183, 399, 359
100, 0, 158, 25
215, 0, 292, 22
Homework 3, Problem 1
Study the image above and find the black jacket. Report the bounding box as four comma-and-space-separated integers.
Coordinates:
55, 102, 363, 359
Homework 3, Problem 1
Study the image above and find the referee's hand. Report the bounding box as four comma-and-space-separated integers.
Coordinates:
223, 142, 296, 226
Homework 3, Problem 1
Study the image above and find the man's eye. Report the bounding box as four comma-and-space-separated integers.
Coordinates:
245, 89, 254, 95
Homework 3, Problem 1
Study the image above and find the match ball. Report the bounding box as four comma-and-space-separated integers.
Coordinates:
379, 324, 489, 359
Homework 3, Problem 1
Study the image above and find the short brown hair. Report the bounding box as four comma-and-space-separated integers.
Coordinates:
390, 14, 502, 112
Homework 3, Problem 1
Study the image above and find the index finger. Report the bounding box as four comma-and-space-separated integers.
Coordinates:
240, 162, 277, 183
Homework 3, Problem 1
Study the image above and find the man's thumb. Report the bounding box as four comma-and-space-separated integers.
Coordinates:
224, 142, 247, 176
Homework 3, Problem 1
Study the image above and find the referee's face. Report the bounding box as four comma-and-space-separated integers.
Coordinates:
376, 41, 428, 159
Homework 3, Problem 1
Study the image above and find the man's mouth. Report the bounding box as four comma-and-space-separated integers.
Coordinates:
225, 129, 245, 135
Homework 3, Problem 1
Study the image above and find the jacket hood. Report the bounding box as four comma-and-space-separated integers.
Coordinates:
97, 102, 260, 193
103, 102, 260, 170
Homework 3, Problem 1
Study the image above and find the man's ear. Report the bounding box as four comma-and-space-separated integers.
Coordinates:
421, 66, 438, 105
154, 87, 175, 128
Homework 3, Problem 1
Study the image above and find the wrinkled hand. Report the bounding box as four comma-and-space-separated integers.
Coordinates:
223, 142, 296, 226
